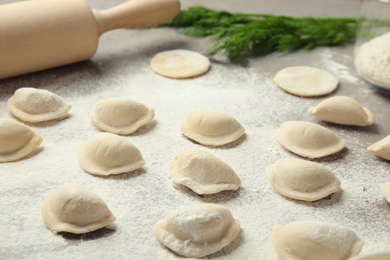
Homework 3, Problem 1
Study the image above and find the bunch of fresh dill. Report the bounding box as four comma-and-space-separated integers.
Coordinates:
160, 6, 357, 65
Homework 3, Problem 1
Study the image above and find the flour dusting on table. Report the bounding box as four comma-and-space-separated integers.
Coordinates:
1, 27, 390, 260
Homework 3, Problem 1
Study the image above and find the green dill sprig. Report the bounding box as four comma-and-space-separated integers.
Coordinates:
160, 6, 357, 65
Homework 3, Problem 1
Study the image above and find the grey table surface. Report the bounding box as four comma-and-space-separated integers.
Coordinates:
1, 0, 390, 259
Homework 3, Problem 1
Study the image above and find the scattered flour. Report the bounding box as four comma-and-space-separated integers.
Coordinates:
320, 48, 361, 85
0, 27, 390, 260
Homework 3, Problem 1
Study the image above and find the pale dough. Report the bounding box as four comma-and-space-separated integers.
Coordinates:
169, 148, 241, 195
275, 121, 346, 159
150, 49, 211, 79
41, 183, 116, 234
308, 96, 373, 126
272, 221, 363, 260
90, 98, 154, 135
274, 66, 338, 97
367, 135, 390, 160
266, 158, 341, 202
380, 182, 390, 203
77, 132, 145, 176
180, 110, 245, 146
7, 87, 71, 123
0, 118, 42, 162
154, 203, 240, 258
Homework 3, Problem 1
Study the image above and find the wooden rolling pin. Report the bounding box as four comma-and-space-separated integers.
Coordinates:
0, 0, 180, 79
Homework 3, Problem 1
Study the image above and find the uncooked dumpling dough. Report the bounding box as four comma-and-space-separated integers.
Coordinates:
7, 87, 71, 123
308, 96, 373, 126
77, 132, 145, 176
367, 135, 390, 160
275, 121, 346, 159
41, 183, 116, 234
169, 148, 241, 195
266, 158, 341, 201
0, 118, 42, 162
154, 203, 240, 258
180, 110, 245, 146
150, 49, 211, 79
274, 66, 338, 97
380, 182, 390, 203
272, 221, 363, 260
90, 98, 154, 135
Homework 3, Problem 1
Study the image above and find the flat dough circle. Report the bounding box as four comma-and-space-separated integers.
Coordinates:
150, 49, 211, 79
274, 66, 338, 97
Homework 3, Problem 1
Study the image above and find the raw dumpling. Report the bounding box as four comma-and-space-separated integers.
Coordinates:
275, 121, 346, 159
308, 96, 373, 126
272, 221, 364, 260
169, 148, 241, 195
7, 87, 71, 123
266, 158, 341, 201
0, 118, 42, 162
90, 98, 154, 135
380, 182, 390, 203
180, 110, 245, 146
154, 203, 240, 258
367, 135, 390, 160
150, 49, 211, 79
41, 183, 116, 234
77, 132, 145, 176
273, 66, 338, 97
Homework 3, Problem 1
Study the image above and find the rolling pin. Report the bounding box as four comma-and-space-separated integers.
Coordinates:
0, 0, 180, 80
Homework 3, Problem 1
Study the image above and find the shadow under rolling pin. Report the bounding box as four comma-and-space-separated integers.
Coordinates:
0, 0, 180, 79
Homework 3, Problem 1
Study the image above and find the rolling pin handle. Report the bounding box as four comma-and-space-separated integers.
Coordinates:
93, 0, 181, 35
